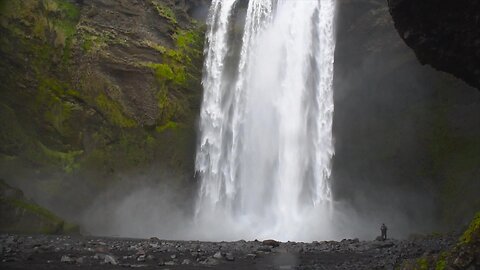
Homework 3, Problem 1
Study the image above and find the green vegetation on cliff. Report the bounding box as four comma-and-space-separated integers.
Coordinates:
142, 24, 204, 125
0, 0, 87, 177
460, 212, 480, 244
95, 93, 137, 128
151, 0, 178, 25
400, 212, 480, 270
0, 0, 206, 224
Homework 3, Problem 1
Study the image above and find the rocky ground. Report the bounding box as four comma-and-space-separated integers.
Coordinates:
0, 234, 457, 270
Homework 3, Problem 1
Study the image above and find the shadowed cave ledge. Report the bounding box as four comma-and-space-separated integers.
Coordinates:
387, 0, 480, 90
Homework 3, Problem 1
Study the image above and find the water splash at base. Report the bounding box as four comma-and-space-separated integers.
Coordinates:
195, 0, 337, 241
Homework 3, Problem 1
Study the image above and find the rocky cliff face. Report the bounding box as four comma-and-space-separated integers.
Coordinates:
387, 0, 480, 90
0, 0, 206, 223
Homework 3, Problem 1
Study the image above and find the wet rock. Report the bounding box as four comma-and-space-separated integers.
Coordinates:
131, 264, 148, 268
263, 239, 280, 247
165, 260, 176, 266
5, 236, 16, 245
191, 251, 200, 258
247, 253, 257, 259
137, 254, 146, 262
371, 240, 396, 249
213, 251, 223, 259
25, 253, 34, 261
225, 252, 235, 261
95, 246, 108, 253
453, 252, 474, 268
3, 257, 18, 262
104, 254, 118, 265
257, 246, 272, 252
0, 234, 461, 269
76, 256, 85, 264
61, 255, 74, 263
202, 257, 219, 265
93, 253, 106, 260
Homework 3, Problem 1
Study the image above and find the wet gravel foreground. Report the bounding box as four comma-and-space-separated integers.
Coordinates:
0, 234, 456, 269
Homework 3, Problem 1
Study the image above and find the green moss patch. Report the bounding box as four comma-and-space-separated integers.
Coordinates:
151, 0, 177, 25
140, 23, 204, 128
399, 212, 480, 270
156, 121, 179, 133
435, 253, 447, 270
459, 212, 480, 244
95, 93, 137, 128
38, 143, 83, 173
143, 62, 187, 87
0, 0, 79, 46
77, 25, 127, 53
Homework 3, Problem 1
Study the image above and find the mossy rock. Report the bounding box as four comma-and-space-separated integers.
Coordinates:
0, 179, 79, 234
459, 212, 480, 245
399, 212, 480, 270
0, 0, 205, 218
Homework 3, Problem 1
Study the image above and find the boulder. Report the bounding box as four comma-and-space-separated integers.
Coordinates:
104, 254, 118, 265
262, 239, 280, 247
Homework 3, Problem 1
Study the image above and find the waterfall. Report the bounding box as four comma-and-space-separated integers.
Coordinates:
195, 0, 337, 241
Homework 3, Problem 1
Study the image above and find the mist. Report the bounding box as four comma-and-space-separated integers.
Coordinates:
78, 177, 436, 241
79, 172, 187, 239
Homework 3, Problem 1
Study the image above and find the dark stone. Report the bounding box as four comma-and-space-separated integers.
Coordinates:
387, 0, 480, 90
104, 254, 118, 265
60, 255, 75, 264
262, 239, 280, 247
225, 252, 235, 261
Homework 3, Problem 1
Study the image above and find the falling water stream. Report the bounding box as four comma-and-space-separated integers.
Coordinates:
195, 0, 337, 241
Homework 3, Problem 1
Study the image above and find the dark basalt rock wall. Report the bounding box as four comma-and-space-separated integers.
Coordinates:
387, 0, 480, 90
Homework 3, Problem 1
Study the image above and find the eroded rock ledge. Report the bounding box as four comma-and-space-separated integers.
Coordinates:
387, 0, 480, 90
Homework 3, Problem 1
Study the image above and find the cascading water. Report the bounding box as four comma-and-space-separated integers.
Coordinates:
195, 0, 337, 241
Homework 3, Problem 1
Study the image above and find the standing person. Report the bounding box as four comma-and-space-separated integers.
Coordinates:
381, 223, 388, 241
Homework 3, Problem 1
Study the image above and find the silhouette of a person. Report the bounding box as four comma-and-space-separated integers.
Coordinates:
381, 223, 388, 241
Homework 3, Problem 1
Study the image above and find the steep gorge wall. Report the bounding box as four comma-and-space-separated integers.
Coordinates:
0, 0, 206, 222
